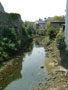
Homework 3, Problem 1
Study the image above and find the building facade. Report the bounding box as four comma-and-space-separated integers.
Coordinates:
34, 17, 51, 30
51, 21, 65, 31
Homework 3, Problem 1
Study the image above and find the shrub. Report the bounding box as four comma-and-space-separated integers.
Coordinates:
2, 27, 17, 43
1, 52, 9, 60
36, 29, 46, 36
56, 32, 66, 50
8, 13, 20, 22
0, 27, 22, 60
45, 36, 50, 45
23, 21, 35, 36
45, 16, 65, 30
46, 26, 58, 40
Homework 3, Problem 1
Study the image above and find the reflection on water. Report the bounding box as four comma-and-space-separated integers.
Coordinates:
0, 56, 22, 90
0, 38, 49, 90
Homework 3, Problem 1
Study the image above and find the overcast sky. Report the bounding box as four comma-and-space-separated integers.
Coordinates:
0, 0, 66, 21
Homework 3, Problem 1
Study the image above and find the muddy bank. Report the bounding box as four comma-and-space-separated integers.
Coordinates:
38, 40, 68, 90
0, 56, 23, 90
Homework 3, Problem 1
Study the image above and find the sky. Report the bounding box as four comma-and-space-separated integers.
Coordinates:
0, 0, 66, 21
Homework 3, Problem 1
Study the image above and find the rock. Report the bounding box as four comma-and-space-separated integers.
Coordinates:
39, 83, 42, 86
40, 66, 44, 69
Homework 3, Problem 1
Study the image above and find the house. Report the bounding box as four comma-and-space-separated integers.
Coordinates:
51, 21, 65, 31
34, 17, 51, 30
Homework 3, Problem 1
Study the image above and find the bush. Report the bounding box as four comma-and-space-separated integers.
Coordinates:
23, 21, 35, 36
2, 27, 17, 42
46, 26, 58, 40
8, 13, 20, 21
45, 16, 65, 30
36, 29, 46, 36
0, 20, 34, 61
45, 36, 50, 45
56, 32, 66, 50
0, 27, 22, 60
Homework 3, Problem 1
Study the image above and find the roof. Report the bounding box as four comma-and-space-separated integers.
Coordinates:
51, 21, 65, 24
62, 24, 65, 26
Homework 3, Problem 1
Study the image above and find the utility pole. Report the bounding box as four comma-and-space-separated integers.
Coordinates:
65, 0, 68, 49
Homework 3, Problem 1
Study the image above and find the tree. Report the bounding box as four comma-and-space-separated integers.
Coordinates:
45, 16, 65, 30
24, 21, 35, 36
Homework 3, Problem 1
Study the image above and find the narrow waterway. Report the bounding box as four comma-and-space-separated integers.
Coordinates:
0, 38, 50, 90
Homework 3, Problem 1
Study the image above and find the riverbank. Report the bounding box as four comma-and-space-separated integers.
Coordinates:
0, 37, 33, 65
0, 37, 68, 90
0, 37, 49, 90
0, 56, 23, 90
38, 40, 68, 90
0, 38, 33, 90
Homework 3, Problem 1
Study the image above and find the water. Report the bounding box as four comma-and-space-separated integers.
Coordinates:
0, 39, 49, 90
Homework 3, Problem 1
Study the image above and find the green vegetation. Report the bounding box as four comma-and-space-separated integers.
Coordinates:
45, 16, 65, 44
44, 36, 50, 45
0, 56, 23, 90
56, 32, 66, 50
35, 29, 46, 36
46, 26, 58, 40
0, 27, 21, 60
8, 13, 20, 21
0, 14, 34, 62
0, 13, 65, 65
23, 21, 35, 36
51, 15, 65, 21
44, 16, 66, 67
0, 12, 67, 90
38, 16, 68, 90
45, 16, 65, 30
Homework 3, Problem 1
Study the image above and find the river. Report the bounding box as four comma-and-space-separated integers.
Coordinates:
0, 38, 50, 90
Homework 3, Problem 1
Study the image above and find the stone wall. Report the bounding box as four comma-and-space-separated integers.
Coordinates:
0, 11, 24, 40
